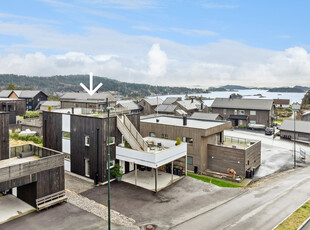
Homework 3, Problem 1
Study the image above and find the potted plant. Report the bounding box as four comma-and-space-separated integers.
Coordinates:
111, 164, 123, 181
175, 137, 181, 146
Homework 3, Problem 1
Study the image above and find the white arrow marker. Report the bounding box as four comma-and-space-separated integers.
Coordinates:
80, 72, 103, 96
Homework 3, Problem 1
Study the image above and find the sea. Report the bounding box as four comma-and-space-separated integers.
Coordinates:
149, 89, 307, 107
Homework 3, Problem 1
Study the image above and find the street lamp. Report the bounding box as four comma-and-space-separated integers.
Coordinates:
292, 103, 300, 169
106, 106, 114, 230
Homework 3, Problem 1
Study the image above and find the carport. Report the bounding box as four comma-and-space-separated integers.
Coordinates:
0, 194, 35, 224
116, 137, 187, 192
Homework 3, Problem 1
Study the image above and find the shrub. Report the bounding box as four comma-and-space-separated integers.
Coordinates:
9, 133, 43, 144
238, 124, 247, 129
175, 137, 181, 146
24, 111, 40, 119
111, 164, 123, 178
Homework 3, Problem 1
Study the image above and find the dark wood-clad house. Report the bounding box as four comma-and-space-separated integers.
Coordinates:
0, 98, 26, 124
0, 111, 66, 209
211, 98, 275, 128
43, 110, 140, 183
0, 112, 9, 160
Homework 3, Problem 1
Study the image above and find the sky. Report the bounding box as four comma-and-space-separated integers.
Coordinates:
0, 0, 310, 88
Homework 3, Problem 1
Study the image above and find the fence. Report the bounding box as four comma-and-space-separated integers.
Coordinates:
224, 136, 258, 145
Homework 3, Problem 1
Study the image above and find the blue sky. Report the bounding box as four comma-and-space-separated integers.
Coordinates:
0, 0, 309, 87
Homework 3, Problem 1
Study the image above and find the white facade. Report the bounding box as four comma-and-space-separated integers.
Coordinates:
116, 137, 187, 168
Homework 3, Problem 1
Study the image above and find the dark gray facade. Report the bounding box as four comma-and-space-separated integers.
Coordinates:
43, 111, 140, 183
0, 112, 9, 160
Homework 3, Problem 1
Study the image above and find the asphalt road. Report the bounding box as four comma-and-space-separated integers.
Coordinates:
172, 166, 310, 230
225, 129, 310, 180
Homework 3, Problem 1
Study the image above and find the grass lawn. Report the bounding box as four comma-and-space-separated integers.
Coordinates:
274, 120, 283, 124
276, 200, 310, 230
187, 173, 243, 188
10, 139, 42, 147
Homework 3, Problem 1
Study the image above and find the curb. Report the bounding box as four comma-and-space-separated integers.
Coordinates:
298, 216, 310, 230
272, 198, 310, 230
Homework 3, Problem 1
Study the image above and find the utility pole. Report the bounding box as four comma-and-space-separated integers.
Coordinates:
107, 107, 113, 230
292, 103, 300, 169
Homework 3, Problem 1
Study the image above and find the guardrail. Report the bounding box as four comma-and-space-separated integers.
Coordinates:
224, 136, 258, 145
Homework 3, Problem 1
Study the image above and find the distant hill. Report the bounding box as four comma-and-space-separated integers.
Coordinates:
221, 85, 248, 90
0, 74, 208, 98
268, 87, 305, 93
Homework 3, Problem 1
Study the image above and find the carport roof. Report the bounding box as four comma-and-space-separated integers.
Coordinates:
280, 120, 310, 134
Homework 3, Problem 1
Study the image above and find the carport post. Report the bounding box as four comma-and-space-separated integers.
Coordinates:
185, 155, 187, 176
171, 161, 173, 182
155, 168, 158, 192
135, 163, 137, 185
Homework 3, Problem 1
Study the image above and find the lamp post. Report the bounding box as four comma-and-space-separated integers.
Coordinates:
292, 104, 300, 169
106, 107, 114, 230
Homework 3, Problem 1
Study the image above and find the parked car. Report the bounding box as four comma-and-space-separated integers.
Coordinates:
265, 127, 274, 135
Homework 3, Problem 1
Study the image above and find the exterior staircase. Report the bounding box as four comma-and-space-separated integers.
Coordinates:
117, 114, 147, 151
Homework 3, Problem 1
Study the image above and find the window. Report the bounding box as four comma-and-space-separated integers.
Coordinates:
107, 160, 115, 169
62, 131, 71, 139
250, 110, 256, 116
187, 156, 193, 165
85, 158, 90, 177
238, 110, 245, 115
183, 137, 193, 145
250, 120, 256, 124
85, 136, 90, 146
234, 110, 237, 115
107, 137, 115, 145
161, 134, 168, 139
149, 132, 156, 137
223, 109, 227, 115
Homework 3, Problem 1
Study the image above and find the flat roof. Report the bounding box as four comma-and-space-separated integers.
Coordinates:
141, 115, 228, 130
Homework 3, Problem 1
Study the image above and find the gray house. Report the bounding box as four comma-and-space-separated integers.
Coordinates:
279, 119, 310, 144
191, 112, 223, 120
211, 98, 275, 128
301, 111, 310, 121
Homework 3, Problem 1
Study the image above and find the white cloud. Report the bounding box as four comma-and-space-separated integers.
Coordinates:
170, 28, 218, 37
0, 19, 309, 88
78, 0, 157, 10
147, 43, 168, 78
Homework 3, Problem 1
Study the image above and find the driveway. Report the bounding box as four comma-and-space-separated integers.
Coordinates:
0, 202, 129, 230
81, 177, 245, 229
225, 129, 310, 180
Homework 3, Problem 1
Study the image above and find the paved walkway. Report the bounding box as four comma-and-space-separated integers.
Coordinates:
122, 170, 181, 191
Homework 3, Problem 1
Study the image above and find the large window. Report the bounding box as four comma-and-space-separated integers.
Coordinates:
62, 131, 71, 139
249, 120, 256, 124
183, 137, 193, 146
161, 134, 168, 139
187, 156, 193, 165
234, 110, 237, 115
149, 132, 156, 137
107, 160, 115, 169
250, 110, 256, 116
223, 109, 227, 115
107, 137, 115, 145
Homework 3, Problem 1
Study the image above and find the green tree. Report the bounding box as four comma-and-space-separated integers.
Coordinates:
7, 83, 16, 90
301, 90, 310, 108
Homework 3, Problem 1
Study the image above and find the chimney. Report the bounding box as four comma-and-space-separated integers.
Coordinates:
191, 98, 194, 103
71, 107, 74, 114
183, 115, 187, 126
201, 102, 204, 110
106, 98, 109, 109
156, 119, 159, 123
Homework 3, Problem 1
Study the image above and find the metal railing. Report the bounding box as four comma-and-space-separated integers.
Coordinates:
224, 136, 258, 145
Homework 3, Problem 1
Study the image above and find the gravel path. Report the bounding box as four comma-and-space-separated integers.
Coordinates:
66, 189, 139, 229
